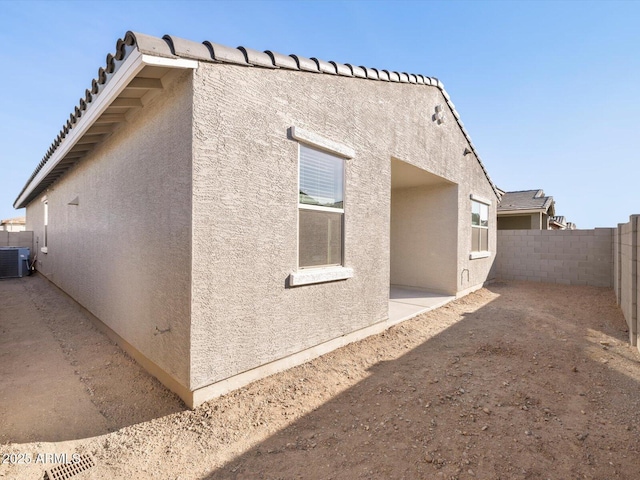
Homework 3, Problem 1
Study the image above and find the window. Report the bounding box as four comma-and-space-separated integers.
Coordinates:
42, 199, 49, 254
298, 145, 344, 268
471, 199, 489, 252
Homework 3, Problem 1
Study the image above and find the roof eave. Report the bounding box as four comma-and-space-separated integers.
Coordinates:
497, 208, 547, 215
14, 50, 198, 209
14, 31, 501, 207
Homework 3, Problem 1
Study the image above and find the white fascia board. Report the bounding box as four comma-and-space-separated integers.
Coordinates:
140, 54, 198, 69
497, 209, 545, 215
15, 52, 198, 208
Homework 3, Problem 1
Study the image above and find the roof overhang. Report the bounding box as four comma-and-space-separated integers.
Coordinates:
14, 49, 197, 209
15, 30, 502, 207
497, 209, 547, 216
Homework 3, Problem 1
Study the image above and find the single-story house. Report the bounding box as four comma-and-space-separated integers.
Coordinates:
14, 32, 499, 407
497, 189, 556, 230
0, 216, 26, 232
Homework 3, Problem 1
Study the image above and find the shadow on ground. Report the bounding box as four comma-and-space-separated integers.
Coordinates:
0, 275, 185, 443
201, 282, 640, 479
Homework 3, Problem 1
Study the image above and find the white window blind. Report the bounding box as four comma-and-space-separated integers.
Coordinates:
299, 145, 344, 208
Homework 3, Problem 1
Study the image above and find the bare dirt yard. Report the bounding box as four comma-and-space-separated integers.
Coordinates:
1, 275, 639, 479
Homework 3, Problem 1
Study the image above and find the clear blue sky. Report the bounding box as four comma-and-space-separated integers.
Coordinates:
1, 0, 638, 229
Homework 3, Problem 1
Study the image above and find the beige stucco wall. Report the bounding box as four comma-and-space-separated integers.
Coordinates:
189, 63, 497, 389
390, 183, 458, 294
498, 213, 538, 230
0, 224, 26, 232
25, 71, 193, 387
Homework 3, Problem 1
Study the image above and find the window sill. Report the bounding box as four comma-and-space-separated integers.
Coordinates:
469, 251, 490, 260
41, 247, 48, 254
289, 266, 354, 287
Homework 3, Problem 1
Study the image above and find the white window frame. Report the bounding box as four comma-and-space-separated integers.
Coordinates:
470, 194, 491, 259
298, 144, 345, 269
42, 196, 49, 254
288, 127, 354, 286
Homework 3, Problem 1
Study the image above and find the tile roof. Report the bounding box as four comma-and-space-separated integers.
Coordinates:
0, 216, 26, 225
498, 190, 554, 213
14, 31, 499, 208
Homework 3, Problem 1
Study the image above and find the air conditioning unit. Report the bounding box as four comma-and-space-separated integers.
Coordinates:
0, 247, 31, 279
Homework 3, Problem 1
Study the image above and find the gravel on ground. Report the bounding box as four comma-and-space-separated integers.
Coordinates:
1, 277, 639, 479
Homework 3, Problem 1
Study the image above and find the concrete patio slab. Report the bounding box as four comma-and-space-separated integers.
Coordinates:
389, 285, 454, 324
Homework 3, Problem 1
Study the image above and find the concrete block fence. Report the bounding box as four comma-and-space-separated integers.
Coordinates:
496, 216, 640, 348
614, 215, 639, 347
495, 229, 614, 287
0, 230, 33, 252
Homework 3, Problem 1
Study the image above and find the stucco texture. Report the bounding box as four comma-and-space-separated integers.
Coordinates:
498, 214, 539, 230
391, 182, 458, 294
25, 71, 193, 387
189, 63, 497, 389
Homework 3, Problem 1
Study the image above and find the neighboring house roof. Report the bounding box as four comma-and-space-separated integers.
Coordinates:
549, 216, 567, 229
497, 190, 555, 215
14, 31, 500, 209
0, 216, 26, 226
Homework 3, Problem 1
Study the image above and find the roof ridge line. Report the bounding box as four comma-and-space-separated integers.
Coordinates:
15, 31, 500, 207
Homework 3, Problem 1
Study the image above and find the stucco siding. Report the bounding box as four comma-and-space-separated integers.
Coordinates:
25, 71, 193, 387
498, 214, 537, 230
189, 63, 497, 389
391, 184, 458, 294
457, 154, 497, 293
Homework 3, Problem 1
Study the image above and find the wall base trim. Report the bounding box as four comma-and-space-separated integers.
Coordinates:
34, 273, 491, 409
190, 282, 485, 408
34, 272, 193, 407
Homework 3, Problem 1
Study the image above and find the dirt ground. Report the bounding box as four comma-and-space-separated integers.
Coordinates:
1, 276, 639, 480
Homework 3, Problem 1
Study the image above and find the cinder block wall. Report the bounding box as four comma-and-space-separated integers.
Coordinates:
495, 229, 614, 287
0, 231, 33, 252
614, 215, 639, 347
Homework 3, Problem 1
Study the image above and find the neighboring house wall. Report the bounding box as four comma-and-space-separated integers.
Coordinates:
497, 212, 550, 230
25, 70, 193, 390
0, 224, 26, 232
498, 214, 537, 230
189, 62, 497, 392
495, 229, 613, 287
614, 215, 639, 347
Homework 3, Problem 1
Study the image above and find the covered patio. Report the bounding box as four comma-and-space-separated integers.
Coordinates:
388, 285, 454, 324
